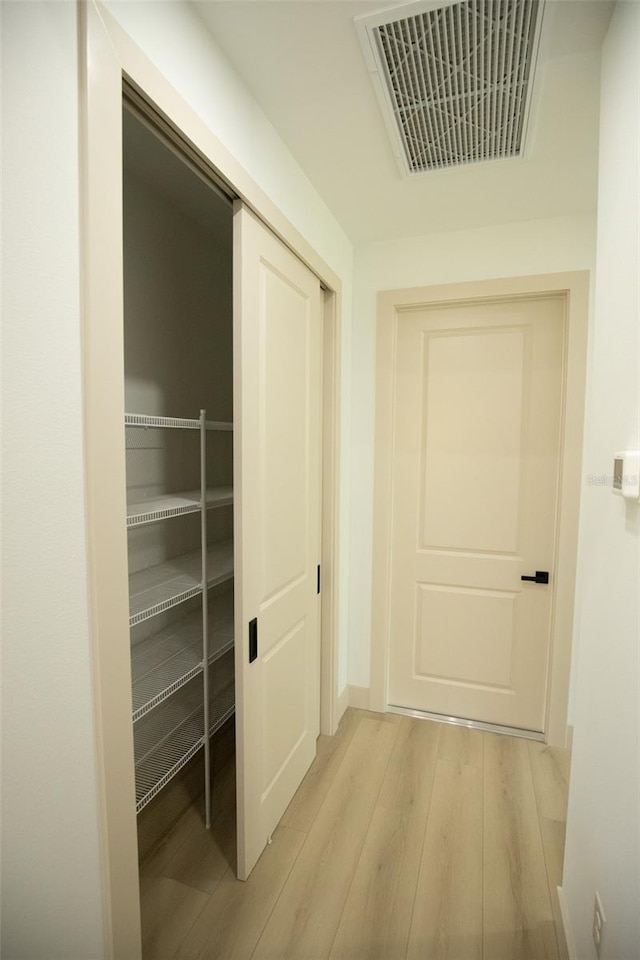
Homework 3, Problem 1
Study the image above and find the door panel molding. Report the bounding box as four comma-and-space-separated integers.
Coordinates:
234, 203, 322, 879
371, 273, 589, 747
390, 295, 564, 730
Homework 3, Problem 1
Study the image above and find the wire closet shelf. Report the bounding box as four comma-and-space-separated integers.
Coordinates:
125, 409, 235, 825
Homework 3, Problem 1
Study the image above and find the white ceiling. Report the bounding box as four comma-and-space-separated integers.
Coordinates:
194, 0, 614, 244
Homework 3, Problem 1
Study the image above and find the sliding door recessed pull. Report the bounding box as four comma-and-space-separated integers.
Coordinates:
249, 618, 258, 663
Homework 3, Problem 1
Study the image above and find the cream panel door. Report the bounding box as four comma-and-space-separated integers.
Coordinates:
388, 296, 564, 732
234, 205, 322, 879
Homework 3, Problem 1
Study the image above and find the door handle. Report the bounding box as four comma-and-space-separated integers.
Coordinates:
521, 571, 549, 584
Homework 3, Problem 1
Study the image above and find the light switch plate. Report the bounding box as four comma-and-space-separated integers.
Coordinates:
613, 451, 640, 499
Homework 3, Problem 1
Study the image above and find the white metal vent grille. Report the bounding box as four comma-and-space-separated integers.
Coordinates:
357, 0, 545, 174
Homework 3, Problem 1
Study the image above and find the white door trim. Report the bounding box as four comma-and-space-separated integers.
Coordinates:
370, 272, 589, 748
80, 4, 343, 956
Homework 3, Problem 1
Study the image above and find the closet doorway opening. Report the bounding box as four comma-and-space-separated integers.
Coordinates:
84, 75, 342, 958
121, 92, 337, 872
123, 98, 237, 870
370, 273, 589, 747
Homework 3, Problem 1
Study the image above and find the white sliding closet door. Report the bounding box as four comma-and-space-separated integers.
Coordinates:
234, 203, 322, 880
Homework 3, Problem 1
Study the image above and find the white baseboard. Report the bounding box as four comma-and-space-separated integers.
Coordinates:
566, 724, 574, 752
348, 685, 371, 710
557, 886, 576, 960
335, 685, 349, 726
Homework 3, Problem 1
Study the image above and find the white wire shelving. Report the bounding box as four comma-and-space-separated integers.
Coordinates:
134, 655, 235, 813
125, 412, 233, 431
126, 487, 233, 528
131, 590, 234, 721
125, 409, 235, 824
128, 539, 233, 626
134, 677, 205, 812
208, 681, 235, 737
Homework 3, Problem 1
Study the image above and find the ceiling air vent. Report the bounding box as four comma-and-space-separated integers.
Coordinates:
356, 0, 547, 175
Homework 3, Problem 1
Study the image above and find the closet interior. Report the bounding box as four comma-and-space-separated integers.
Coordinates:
122, 104, 236, 860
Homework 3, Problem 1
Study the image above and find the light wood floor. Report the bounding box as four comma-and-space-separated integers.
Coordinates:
139, 708, 571, 960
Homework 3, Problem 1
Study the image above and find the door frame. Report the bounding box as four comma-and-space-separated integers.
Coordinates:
80, 4, 343, 957
370, 272, 589, 748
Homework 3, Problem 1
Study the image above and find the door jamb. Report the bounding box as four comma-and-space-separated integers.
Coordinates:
321, 287, 341, 736
370, 272, 589, 749
81, 4, 343, 957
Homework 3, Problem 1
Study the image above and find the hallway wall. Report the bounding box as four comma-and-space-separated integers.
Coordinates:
1, 4, 105, 958
561, 4, 640, 957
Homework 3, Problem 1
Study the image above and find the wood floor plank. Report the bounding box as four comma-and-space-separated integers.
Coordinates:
161, 768, 236, 894
140, 876, 208, 960
139, 803, 206, 894
140, 717, 573, 960
355, 708, 402, 724
437, 722, 484, 768
539, 816, 570, 960
484, 734, 559, 960
280, 707, 361, 832
329, 806, 427, 960
377, 716, 440, 815
252, 718, 399, 960
528, 739, 570, 959
137, 755, 209, 867
406, 759, 483, 960
140, 757, 236, 889
174, 824, 306, 960
528, 741, 570, 822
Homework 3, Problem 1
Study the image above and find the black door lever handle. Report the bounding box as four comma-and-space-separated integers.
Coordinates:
521, 571, 549, 584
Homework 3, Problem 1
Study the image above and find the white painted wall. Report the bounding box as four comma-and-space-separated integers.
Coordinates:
1, 3, 106, 957
349, 214, 597, 690
561, 4, 640, 958
104, 0, 354, 692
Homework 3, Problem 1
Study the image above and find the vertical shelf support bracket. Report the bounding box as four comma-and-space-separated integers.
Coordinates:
200, 408, 212, 829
